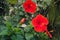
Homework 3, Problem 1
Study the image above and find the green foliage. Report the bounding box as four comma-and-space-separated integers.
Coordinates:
6, 0, 18, 5
11, 35, 24, 40
48, 1, 56, 25
0, 0, 60, 40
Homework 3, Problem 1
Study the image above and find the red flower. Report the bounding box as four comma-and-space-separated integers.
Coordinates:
23, 0, 36, 14
32, 14, 48, 32
32, 14, 52, 38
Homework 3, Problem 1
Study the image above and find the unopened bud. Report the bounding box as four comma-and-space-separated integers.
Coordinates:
19, 18, 26, 24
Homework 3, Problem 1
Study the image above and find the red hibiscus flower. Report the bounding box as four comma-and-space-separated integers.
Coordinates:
23, 0, 36, 14
32, 14, 48, 32
32, 14, 52, 38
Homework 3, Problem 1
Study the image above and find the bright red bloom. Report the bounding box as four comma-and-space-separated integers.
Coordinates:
32, 14, 52, 38
34, 25, 47, 32
23, 0, 36, 14
32, 14, 48, 32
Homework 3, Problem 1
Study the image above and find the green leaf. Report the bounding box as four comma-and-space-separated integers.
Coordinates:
24, 26, 33, 32
0, 29, 8, 35
5, 21, 12, 27
6, 0, 18, 5
25, 33, 34, 40
40, 33, 49, 40
53, 16, 60, 32
11, 35, 24, 40
55, 16, 60, 25
0, 25, 9, 35
24, 26, 30, 32
48, 2, 56, 25
44, 0, 52, 5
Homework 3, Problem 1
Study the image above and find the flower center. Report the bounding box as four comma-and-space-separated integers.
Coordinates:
37, 21, 40, 25
28, 4, 32, 8
37, 19, 41, 25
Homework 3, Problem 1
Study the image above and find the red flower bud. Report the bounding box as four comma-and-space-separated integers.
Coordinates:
46, 30, 52, 38
20, 18, 26, 24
